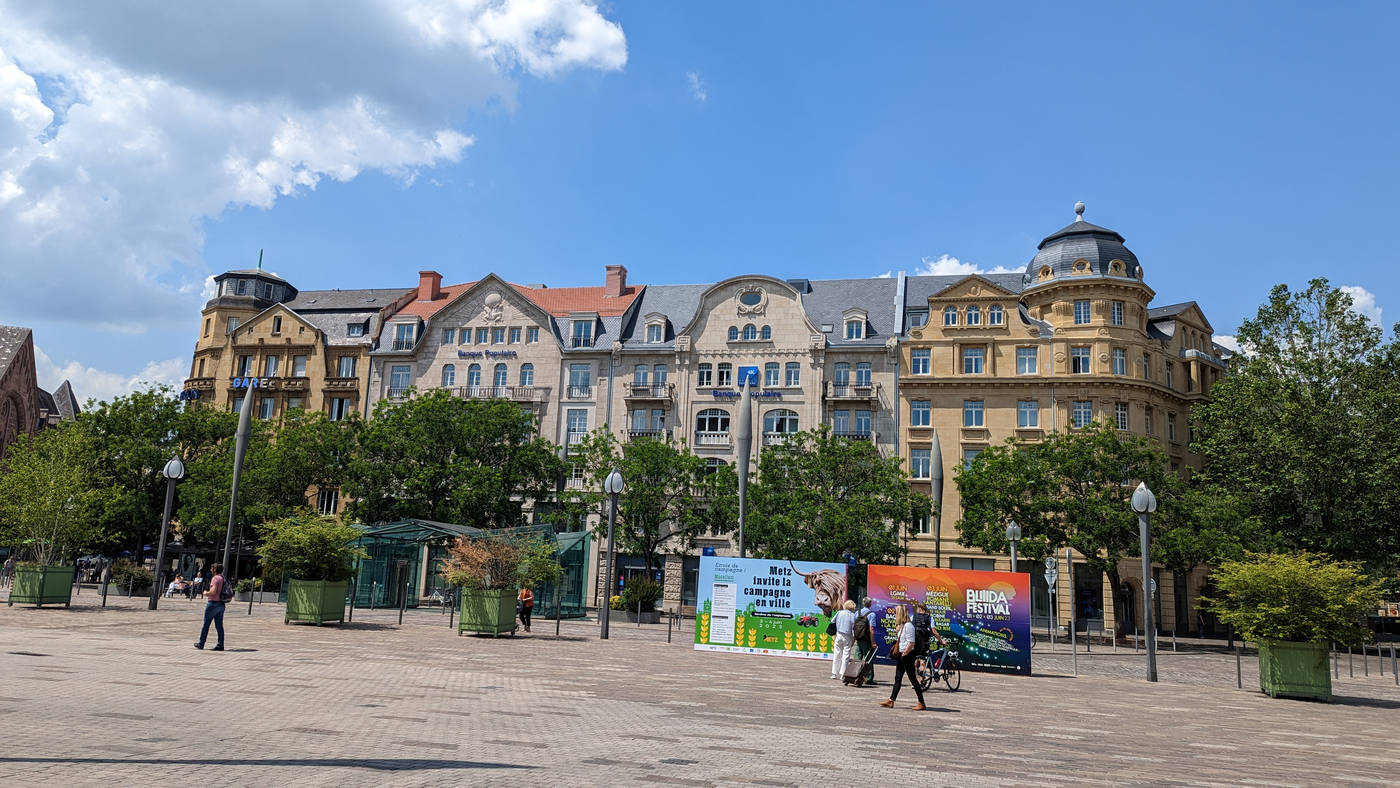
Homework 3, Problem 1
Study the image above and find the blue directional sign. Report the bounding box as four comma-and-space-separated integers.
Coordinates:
737, 366, 759, 387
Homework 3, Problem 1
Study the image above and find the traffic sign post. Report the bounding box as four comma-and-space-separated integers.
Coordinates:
1045, 556, 1059, 652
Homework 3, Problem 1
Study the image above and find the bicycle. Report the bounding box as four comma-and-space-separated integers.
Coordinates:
914, 645, 961, 692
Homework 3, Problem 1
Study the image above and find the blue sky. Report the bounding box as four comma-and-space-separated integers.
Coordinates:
3, 2, 1395, 401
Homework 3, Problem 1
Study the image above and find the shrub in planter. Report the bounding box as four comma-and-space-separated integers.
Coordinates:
1207, 553, 1383, 700
110, 560, 154, 595
619, 577, 663, 622
256, 514, 366, 625
443, 535, 561, 636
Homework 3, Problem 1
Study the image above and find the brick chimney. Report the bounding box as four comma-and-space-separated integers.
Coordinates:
417, 270, 442, 301
604, 265, 627, 298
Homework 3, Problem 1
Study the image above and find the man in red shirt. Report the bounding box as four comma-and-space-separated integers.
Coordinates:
194, 562, 227, 651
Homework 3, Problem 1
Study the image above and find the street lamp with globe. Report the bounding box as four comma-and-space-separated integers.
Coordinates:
1005, 521, 1022, 573
148, 456, 185, 611
1130, 481, 1158, 682
601, 468, 624, 640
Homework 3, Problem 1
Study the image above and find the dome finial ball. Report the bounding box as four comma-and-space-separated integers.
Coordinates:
1074, 201, 1085, 220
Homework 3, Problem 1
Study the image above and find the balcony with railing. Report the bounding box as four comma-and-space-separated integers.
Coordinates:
763, 431, 792, 446
627, 429, 665, 442
566, 385, 593, 399
571, 336, 593, 348
826, 381, 880, 401
831, 430, 873, 441
386, 387, 411, 400
323, 376, 359, 391
451, 385, 549, 403
624, 382, 674, 401
694, 431, 731, 447
564, 431, 588, 453
391, 339, 415, 351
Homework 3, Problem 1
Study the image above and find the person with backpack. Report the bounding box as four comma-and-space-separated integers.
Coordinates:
880, 605, 926, 711
194, 562, 230, 651
851, 598, 876, 685
912, 602, 949, 673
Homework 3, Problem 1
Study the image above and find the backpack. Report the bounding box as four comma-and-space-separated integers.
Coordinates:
912, 611, 932, 655
217, 576, 235, 603
852, 614, 870, 642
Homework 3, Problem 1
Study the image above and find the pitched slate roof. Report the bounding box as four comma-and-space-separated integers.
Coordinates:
903, 273, 1025, 311
283, 288, 411, 311
52, 380, 80, 419
802, 277, 899, 347
0, 325, 32, 382
1147, 301, 1197, 320
618, 284, 710, 349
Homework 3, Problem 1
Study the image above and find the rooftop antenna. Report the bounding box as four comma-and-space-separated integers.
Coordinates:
257, 249, 264, 270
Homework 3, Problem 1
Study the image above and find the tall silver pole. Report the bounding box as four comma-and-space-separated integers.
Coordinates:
224, 383, 256, 572
735, 377, 752, 558
147, 471, 178, 610
1009, 541, 1018, 573
601, 491, 617, 640
1139, 511, 1158, 682
930, 429, 943, 568
1068, 547, 1077, 677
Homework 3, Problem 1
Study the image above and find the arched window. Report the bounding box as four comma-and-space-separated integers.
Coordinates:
944, 306, 958, 326
519, 363, 534, 386
493, 363, 508, 387
989, 304, 1004, 325
696, 408, 730, 434
441, 364, 455, 387
763, 408, 799, 435
834, 362, 851, 385
466, 363, 481, 387
728, 326, 739, 341
966, 305, 981, 325
742, 324, 758, 340
760, 325, 772, 340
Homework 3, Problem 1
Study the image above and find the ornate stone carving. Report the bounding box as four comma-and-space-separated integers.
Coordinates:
481, 292, 505, 323
1099, 352, 1110, 362
736, 285, 767, 317
1054, 351, 1066, 363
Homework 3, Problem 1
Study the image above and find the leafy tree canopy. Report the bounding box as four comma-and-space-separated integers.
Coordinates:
556, 430, 736, 574
746, 426, 930, 564
344, 390, 561, 528
0, 422, 108, 564
1205, 553, 1383, 645
1193, 278, 1400, 571
255, 513, 366, 583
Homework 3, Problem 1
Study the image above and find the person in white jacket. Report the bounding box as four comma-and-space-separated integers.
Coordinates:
830, 599, 857, 679
880, 605, 927, 710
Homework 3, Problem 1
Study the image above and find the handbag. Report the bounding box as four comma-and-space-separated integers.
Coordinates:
825, 619, 838, 636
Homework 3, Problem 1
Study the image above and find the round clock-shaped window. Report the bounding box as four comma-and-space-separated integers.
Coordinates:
738, 291, 762, 306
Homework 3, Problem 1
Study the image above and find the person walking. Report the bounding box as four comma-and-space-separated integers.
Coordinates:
193, 563, 227, 652
517, 586, 534, 633
880, 605, 926, 711
856, 597, 878, 685
1, 555, 14, 589
830, 599, 857, 680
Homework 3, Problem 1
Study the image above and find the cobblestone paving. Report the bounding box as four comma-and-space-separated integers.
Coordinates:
2, 591, 1398, 787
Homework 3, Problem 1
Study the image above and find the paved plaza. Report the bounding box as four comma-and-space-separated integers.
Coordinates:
2, 590, 1398, 787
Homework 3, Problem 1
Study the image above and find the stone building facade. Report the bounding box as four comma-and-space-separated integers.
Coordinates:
0, 326, 80, 458
897, 205, 1228, 636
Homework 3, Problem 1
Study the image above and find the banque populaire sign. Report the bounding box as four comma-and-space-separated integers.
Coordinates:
695, 557, 848, 660
867, 565, 1032, 675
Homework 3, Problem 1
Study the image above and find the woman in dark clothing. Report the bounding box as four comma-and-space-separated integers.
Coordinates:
879, 605, 926, 711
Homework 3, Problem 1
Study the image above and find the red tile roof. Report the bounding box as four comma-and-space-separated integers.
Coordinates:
392, 280, 642, 321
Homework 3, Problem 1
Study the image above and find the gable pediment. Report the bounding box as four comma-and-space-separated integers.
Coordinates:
928, 275, 1017, 301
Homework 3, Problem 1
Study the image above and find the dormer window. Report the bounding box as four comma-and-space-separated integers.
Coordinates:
966, 306, 980, 326
743, 324, 758, 341
943, 306, 958, 326
989, 304, 1004, 325
347, 323, 365, 337
1038, 266, 1053, 281
647, 323, 663, 343
236, 279, 248, 296
571, 319, 593, 348
1110, 260, 1125, 275
393, 323, 416, 350
908, 312, 928, 329
845, 320, 864, 340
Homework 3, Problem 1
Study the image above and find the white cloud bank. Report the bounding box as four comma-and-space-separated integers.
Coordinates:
0, 0, 626, 380
917, 254, 1018, 276
35, 346, 187, 406
1340, 285, 1384, 329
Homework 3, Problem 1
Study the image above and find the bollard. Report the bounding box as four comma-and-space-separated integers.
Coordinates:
1392, 642, 1397, 686
1235, 636, 1242, 689
447, 591, 455, 630
1172, 628, 1177, 653
101, 577, 109, 608
1348, 645, 1353, 678
1364, 645, 1369, 677
247, 582, 255, 616
348, 580, 356, 623
1134, 627, 1139, 653
370, 581, 377, 610
398, 580, 408, 626
1333, 645, 1339, 678
667, 612, 673, 643
636, 599, 642, 628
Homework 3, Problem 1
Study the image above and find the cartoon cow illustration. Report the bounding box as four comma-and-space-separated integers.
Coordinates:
789, 561, 847, 616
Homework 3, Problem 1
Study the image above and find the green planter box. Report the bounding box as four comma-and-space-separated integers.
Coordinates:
285, 579, 348, 625
8, 565, 75, 607
1257, 639, 1331, 700
458, 588, 517, 636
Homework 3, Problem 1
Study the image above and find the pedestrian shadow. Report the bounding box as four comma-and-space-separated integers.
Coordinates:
0, 757, 532, 772
220, 648, 258, 653
331, 622, 397, 631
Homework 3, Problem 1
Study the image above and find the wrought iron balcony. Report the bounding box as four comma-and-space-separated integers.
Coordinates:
627, 429, 665, 442
827, 381, 879, 400
391, 339, 415, 351
624, 383, 674, 400
831, 430, 872, 441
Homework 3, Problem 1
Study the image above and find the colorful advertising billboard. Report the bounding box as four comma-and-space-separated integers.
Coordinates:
867, 565, 1031, 675
695, 557, 848, 660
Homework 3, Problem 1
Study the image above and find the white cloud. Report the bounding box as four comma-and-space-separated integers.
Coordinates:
1214, 335, 1241, 353
0, 0, 627, 339
916, 254, 1018, 277
1340, 285, 1383, 328
35, 346, 187, 406
685, 71, 707, 102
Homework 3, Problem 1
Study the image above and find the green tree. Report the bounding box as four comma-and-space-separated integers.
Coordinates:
1206, 553, 1383, 645
556, 430, 736, 575
745, 426, 931, 564
344, 390, 561, 527
255, 513, 367, 583
1193, 278, 1400, 570
955, 421, 1191, 627
0, 423, 108, 564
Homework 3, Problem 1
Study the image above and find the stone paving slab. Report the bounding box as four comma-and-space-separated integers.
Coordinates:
1, 593, 1398, 786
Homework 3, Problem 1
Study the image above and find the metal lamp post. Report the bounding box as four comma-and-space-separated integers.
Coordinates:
1130, 481, 1159, 682
224, 382, 256, 571
735, 372, 754, 558
1005, 521, 1022, 573
601, 468, 624, 640
147, 456, 185, 610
